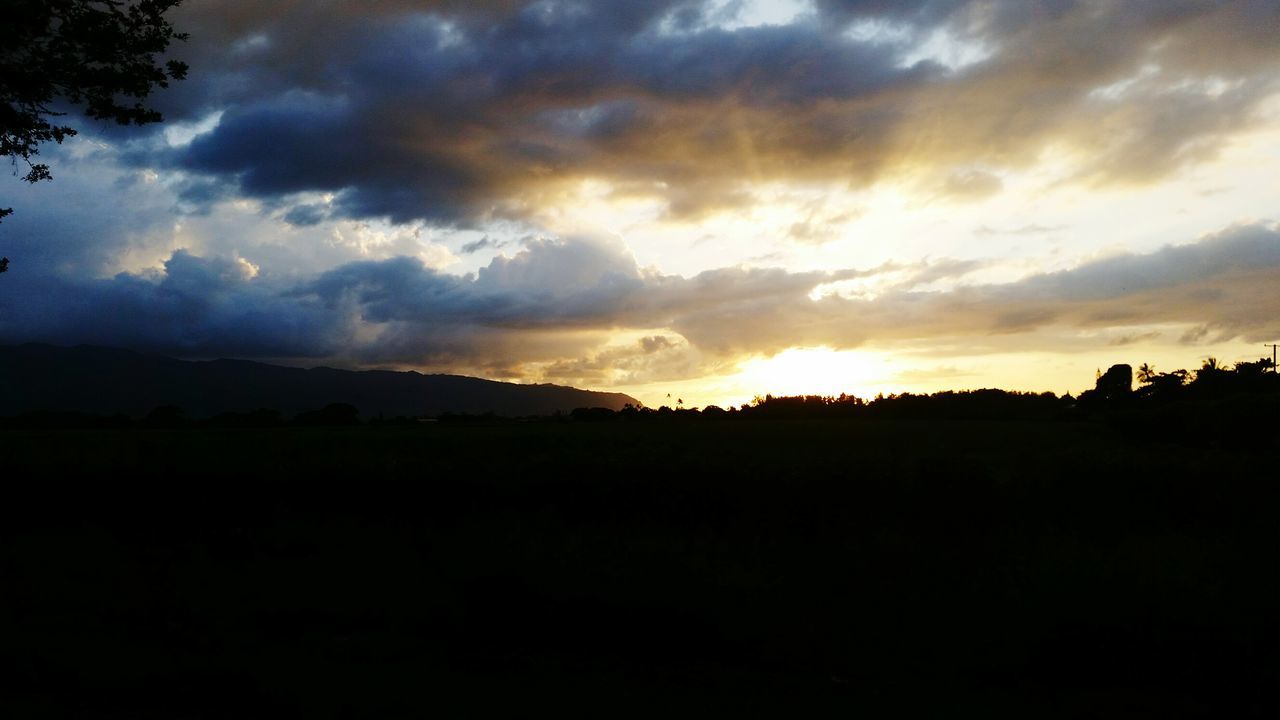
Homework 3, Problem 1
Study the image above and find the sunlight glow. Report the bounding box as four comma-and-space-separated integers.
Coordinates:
733, 347, 901, 400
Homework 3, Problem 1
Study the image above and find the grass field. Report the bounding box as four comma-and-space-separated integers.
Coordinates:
2, 419, 1276, 717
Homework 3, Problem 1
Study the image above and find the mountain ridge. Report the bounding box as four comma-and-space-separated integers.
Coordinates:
0, 344, 640, 418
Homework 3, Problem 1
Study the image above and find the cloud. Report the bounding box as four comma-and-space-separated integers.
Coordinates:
460, 236, 509, 254
893, 364, 978, 383
0, 250, 345, 359
0, 144, 180, 276
283, 203, 329, 227
787, 205, 860, 245
902, 257, 989, 286
5, 222, 1277, 387
1179, 325, 1211, 345
77, 0, 1275, 226
974, 224, 1067, 236
864, 223, 1280, 345
940, 169, 1003, 200
539, 335, 712, 385
1108, 331, 1161, 347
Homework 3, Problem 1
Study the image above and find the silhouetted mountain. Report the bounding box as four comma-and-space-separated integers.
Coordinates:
0, 344, 639, 419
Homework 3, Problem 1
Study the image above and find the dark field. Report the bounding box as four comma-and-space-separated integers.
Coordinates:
2, 419, 1276, 717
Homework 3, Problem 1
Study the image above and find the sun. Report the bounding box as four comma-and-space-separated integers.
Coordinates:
606, 345, 905, 410
731, 347, 902, 401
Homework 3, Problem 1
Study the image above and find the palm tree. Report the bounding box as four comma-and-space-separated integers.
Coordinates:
1137, 362, 1157, 384
1194, 356, 1231, 387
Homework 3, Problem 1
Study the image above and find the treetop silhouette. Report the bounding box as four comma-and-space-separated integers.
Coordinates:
1, 0, 189, 225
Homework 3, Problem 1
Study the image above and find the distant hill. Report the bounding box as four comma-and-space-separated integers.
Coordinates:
0, 344, 639, 419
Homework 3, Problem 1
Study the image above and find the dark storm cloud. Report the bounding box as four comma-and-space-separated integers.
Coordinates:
282, 203, 329, 227
177, 93, 479, 223
100, 0, 1275, 225
160, 2, 922, 222
5, 224, 1278, 381
173, 177, 237, 214
0, 145, 177, 277
0, 251, 343, 359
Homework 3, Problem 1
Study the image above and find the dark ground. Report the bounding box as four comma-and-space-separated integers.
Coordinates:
1, 418, 1276, 717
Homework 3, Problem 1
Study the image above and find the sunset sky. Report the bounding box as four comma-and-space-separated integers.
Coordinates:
2, 0, 1278, 408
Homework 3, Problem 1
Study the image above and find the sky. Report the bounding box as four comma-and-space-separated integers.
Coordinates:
2, 0, 1278, 408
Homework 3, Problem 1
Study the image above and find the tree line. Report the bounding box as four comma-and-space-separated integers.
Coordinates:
3, 356, 1275, 430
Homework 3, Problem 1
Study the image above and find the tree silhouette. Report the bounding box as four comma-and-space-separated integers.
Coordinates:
2, 0, 189, 225
1200, 356, 1228, 373
1138, 367, 1189, 403
1136, 362, 1157, 384
1095, 363, 1133, 400
1232, 357, 1274, 378
1192, 356, 1232, 394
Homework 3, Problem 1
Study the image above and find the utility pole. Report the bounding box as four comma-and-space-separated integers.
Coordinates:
1266, 344, 1279, 373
